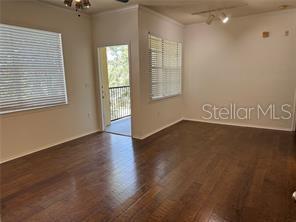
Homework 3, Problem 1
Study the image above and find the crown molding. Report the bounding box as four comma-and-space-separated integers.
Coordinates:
139, 5, 185, 28
92, 4, 139, 17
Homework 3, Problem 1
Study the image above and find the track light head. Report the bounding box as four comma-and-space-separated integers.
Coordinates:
206, 14, 216, 25
220, 12, 230, 24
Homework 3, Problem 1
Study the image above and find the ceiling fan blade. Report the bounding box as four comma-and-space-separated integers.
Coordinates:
116, 0, 129, 3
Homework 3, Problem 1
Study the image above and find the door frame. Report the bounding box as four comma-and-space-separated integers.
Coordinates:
96, 42, 134, 136
292, 88, 296, 132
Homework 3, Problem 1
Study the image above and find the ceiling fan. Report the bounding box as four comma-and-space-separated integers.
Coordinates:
64, 0, 129, 12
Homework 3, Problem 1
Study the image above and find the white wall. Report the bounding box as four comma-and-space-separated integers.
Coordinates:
137, 6, 184, 138
183, 9, 296, 131
1, 2, 295, 162
293, 88, 296, 131
92, 6, 141, 138
92, 6, 184, 139
0, 1, 99, 162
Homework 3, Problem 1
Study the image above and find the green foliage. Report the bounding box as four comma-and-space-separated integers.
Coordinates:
106, 45, 129, 87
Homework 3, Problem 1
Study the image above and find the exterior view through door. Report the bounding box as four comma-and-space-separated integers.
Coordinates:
99, 45, 131, 136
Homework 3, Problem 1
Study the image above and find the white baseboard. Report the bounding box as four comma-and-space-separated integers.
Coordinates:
133, 117, 293, 141
134, 118, 184, 140
183, 118, 292, 132
0, 129, 101, 164
2, 117, 293, 163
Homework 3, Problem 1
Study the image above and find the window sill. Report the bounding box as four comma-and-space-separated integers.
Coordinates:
0, 102, 68, 116
151, 93, 182, 102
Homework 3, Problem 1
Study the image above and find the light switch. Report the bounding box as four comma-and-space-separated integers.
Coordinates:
262, 32, 270, 38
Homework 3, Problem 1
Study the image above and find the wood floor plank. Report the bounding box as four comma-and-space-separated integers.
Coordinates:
1, 121, 295, 222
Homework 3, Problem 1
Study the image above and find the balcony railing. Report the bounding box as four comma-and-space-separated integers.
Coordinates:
109, 86, 131, 121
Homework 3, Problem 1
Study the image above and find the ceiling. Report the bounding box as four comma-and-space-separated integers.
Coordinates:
39, 0, 296, 24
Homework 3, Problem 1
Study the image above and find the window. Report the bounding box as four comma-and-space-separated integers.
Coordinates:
149, 34, 182, 100
0, 24, 67, 114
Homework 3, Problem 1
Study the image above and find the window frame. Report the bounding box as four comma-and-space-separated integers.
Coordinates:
0, 24, 68, 115
148, 32, 182, 101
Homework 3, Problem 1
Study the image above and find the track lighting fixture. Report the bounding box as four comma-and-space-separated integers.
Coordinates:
204, 12, 230, 25
192, 4, 245, 25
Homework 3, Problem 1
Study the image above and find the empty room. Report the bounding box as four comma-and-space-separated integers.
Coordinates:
0, 0, 295, 221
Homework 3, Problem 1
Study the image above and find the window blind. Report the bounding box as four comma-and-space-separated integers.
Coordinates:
0, 24, 68, 114
149, 34, 182, 100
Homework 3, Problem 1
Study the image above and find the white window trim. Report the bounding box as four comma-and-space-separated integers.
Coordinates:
148, 32, 183, 101
0, 24, 68, 115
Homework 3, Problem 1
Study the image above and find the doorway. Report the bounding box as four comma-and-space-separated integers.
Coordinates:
98, 44, 132, 137
293, 89, 296, 132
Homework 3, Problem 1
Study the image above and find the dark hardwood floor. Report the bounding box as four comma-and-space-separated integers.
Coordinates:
1, 121, 296, 222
